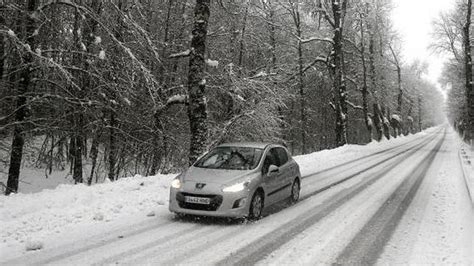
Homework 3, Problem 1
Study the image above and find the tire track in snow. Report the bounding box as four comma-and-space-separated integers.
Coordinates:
301, 128, 443, 179
93, 224, 211, 265
300, 130, 440, 198
335, 129, 446, 265
4, 218, 175, 265
216, 129, 444, 265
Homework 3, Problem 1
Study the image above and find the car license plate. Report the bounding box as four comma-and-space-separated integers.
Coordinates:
185, 196, 210, 205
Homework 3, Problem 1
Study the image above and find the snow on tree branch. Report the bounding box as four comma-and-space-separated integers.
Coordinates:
346, 100, 363, 110
169, 49, 191, 58
299, 36, 334, 45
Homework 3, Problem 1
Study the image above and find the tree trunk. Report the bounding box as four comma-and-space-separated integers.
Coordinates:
48, 135, 54, 175
72, 115, 84, 184
396, 65, 403, 115
6, 0, 38, 195
382, 106, 390, 139
0, 13, 5, 80
418, 96, 422, 132
331, 0, 348, 146
238, 3, 249, 70
367, 11, 383, 141
187, 0, 210, 165
464, 0, 473, 141
292, 1, 306, 154
108, 112, 117, 181
88, 133, 100, 185
70, 7, 85, 184
373, 103, 383, 141
359, 14, 372, 140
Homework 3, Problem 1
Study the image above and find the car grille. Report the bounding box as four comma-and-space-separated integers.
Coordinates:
176, 192, 223, 211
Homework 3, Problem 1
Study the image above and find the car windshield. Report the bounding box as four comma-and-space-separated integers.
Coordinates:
194, 147, 264, 170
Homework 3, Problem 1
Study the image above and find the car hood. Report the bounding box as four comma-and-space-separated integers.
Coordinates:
183, 166, 257, 185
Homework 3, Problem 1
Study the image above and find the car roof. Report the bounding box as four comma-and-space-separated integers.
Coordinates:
217, 142, 276, 149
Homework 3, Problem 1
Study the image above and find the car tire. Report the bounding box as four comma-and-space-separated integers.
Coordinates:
248, 191, 264, 220
288, 178, 300, 204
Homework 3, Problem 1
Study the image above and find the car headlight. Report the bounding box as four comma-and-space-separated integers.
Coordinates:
222, 181, 249, 192
171, 178, 181, 189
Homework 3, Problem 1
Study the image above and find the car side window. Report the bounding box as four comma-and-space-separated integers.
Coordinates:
262, 148, 278, 174
275, 147, 288, 166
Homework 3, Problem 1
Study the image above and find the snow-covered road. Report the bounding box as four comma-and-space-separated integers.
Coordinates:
1, 126, 473, 265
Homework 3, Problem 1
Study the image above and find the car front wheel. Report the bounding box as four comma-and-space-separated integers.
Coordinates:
248, 191, 264, 220
289, 178, 300, 204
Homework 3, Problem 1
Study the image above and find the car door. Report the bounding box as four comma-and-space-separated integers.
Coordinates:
273, 147, 293, 201
261, 147, 281, 205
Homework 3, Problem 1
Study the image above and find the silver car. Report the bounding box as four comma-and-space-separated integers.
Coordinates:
169, 142, 301, 219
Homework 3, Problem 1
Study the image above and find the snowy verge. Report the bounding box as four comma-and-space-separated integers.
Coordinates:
0, 174, 175, 252
457, 137, 474, 205
294, 127, 438, 177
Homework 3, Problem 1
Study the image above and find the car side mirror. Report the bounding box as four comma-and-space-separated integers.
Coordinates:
268, 165, 279, 176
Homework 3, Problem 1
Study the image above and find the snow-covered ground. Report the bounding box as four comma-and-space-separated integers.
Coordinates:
0, 126, 472, 265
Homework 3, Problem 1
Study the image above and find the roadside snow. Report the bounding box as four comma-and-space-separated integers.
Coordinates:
458, 137, 474, 203
0, 174, 175, 255
294, 127, 437, 177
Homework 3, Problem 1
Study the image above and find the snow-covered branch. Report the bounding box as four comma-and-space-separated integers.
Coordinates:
346, 100, 363, 110
155, 94, 189, 115
166, 94, 188, 106
169, 49, 191, 59
288, 56, 328, 81
299, 36, 334, 45
208, 110, 256, 148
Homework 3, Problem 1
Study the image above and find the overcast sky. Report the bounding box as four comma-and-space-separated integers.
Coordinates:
391, 0, 455, 94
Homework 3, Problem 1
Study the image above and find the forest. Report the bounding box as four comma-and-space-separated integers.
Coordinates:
1, 0, 457, 195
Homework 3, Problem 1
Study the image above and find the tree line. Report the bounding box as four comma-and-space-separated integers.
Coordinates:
1, 0, 444, 195
433, 0, 473, 141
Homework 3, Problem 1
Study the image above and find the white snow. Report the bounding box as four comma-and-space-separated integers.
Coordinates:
94, 36, 102, 45
169, 49, 191, 58
0, 174, 174, 257
251, 71, 268, 79
25, 240, 44, 251
7, 29, 15, 37
367, 116, 373, 127
391, 114, 402, 122
206, 59, 219, 68
166, 94, 187, 104
98, 50, 106, 60
0, 126, 472, 264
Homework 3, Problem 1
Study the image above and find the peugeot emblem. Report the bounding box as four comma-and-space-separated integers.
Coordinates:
195, 183, 206, 190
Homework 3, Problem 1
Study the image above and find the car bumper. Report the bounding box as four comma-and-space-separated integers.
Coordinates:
169, 187, 251, 218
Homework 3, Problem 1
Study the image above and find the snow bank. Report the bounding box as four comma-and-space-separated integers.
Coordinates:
457, 135, 474, 204
293, 128, 437, 177
0, 174, 175, 247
